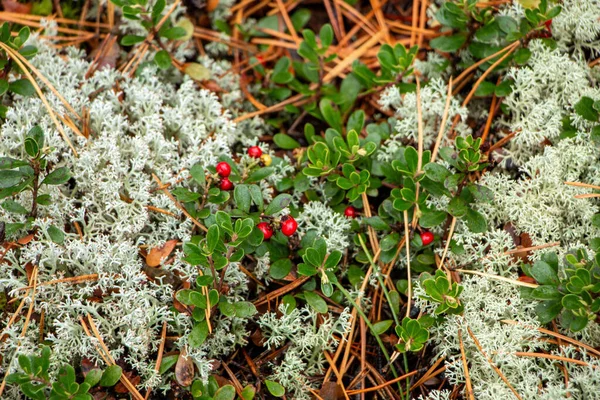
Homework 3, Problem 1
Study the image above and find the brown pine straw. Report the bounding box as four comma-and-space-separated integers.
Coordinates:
409, 356, 446, 390
253, 275, 309, 306
453, 41, 520, 90
431, 77, 453, 162
346, 369, 420, 395
461, 44, 518, 109
457, 269, 539, 289
410, 0, 420, 46
144, 322, 168, 400
80, 315, 144, 400
503, 241, 560, 255
275, 0, 300, 43
337, 9, 377, 47
466, 326, 523, 399
0, 267, 38, 397
13, 273, 100, 292
514, 352, 598, 368
151, 173, 208, 232
0, 11, 110, 28
417, 0, 428, 48
250, 38, 297, 49
564, 181, 600, 190
481, 77, 501, 143
458, 328, 475, 400
501, 320, 600, 358
488, 130, 519, 153
323, 29, 386, 82
0, 42, 78, 156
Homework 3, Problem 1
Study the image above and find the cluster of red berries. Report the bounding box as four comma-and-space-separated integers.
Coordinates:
257, 216, 297, 240
216, 161, 233, 190
215, 147, 271, 191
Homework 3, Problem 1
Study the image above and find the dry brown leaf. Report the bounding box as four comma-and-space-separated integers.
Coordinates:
319, 381, 345, 400
17, 233, 35, 245
2, 0, 32, 13
146, 239, 178, 267
175, 348, 194, 387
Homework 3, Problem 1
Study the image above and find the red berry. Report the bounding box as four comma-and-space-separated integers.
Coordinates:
248, 146, 262, 158
257, 222, 273, 240
219, 177, 233, 191
216, 161, 231, 177
256, 55, 266, 66
544, 19, 552, 32
420, 231, 434, 246
344, 206, 357, 218
280, 216, 298, 237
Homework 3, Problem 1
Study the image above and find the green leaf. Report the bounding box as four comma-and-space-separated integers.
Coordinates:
159, 27, 187, 40
575, 96, 599, 122
319, 24, 334, 48
246, 167, 274, 183
319, 98, 343, 132
264, 194, 292, 215
188, 320, 209, 348
42, 167, 71, 185
474, 22, 499, 43
448, 197, 468, 217
270, 258, 292, 279
190, 164, 205, 185
99, 365, 122, 387
240, 385, 256, 400
2, 199, 28, 214
531, 285, 562, 301
364, 216, 390, 231
206, 224, 220, 253
530, 260, 559, 285
0, 157, 28, 170
214, 385, 236, 400
0, 170, 26, 189
234, 184, 251, 213
154, 50, 172, 70
121, 35, 145, 46
159, 355, 179, 374
0, 79, 8, 96
513, 47, 531, 65
536, 300, 562, 324
273, 133, 300, 149
9, 79, 35, 97
47, 225, 65, 244
424, 163, 450, 182
496, 16, 518, 33
272, 57, 294, 84
83, 369, 103, 388
265, 380, 285, 397
474, 81, 496, 97
234, 301, 257, 318
562, 294, 583, 310
463, 208, 487, 233
304, 291, 328, 313
372, 320, 393, 335
23, 135, 41, 158
430, 33, 467, 52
